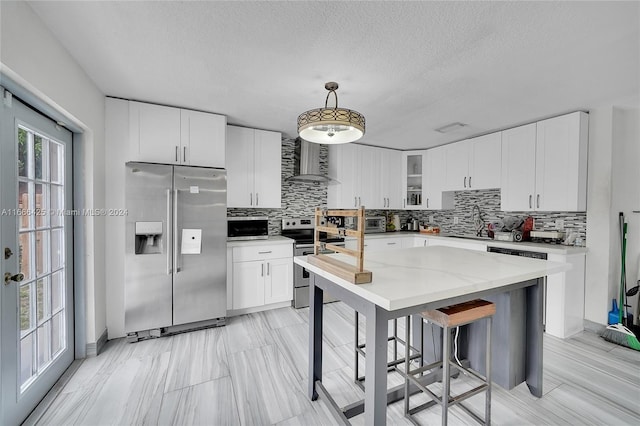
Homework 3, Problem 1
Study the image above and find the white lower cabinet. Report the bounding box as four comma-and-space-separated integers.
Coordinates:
545, 253, 586, 338
230, 243, 293, 311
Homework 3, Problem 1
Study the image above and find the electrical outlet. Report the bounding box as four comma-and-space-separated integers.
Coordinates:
429, 215, 434, 224
555, 219, 564, 230
453, 216, 459, 225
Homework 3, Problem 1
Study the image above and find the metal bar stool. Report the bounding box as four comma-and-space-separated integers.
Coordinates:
404, 299, 495, 426
353, 312, 423, 390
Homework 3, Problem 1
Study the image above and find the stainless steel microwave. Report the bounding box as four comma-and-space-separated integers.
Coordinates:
227, 217, 269, 240
364, 216, 387, 233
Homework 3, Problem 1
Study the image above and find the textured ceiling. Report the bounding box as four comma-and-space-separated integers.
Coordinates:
27, 1, 639, 150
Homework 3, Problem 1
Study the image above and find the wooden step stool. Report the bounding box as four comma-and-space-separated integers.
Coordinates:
404, 299, 496, 426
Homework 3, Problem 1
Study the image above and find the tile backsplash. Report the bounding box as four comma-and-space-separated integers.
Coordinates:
228, 143, 586, 244
371, 189, 587, 245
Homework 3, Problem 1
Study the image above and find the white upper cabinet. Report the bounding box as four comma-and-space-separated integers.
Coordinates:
444, 133, 501, 191
423, 146, 453, 210
129, 100, 226, 167
180, 109, 226, 168
327, 144, 360, 209
501, 112, 588, 212
226, 126, 282, 208
380, 148, 402, 209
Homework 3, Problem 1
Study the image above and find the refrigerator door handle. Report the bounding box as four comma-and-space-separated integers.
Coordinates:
174, 188, 180, 273
167, 189, 172, 275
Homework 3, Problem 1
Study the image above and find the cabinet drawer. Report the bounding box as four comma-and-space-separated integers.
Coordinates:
233, 244, 293, 262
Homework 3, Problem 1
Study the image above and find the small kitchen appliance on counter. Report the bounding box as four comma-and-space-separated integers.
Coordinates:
227, 216, 269, 240
530, 230, 566, 244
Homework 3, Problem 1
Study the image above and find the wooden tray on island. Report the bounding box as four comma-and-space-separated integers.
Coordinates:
307, 207, 372, 284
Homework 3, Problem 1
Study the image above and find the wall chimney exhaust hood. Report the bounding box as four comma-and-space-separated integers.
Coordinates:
287, 138, 332, 184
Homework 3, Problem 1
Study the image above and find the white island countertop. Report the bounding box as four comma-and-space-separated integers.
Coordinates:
295, 246, 570, 311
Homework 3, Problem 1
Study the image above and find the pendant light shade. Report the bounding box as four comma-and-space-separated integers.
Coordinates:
297, 82, 365, 144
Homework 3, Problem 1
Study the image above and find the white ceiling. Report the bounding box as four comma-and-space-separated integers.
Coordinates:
28, 1, 639, 150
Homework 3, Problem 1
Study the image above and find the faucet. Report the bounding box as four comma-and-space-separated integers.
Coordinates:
472, 204, 485, 237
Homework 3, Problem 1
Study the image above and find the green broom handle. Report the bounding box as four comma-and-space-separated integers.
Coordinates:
620, 222, 627, 324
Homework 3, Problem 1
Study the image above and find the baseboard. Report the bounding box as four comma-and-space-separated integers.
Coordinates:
228, 300, 292, 317
583, 319, 606, 334
86, 328, 108, 357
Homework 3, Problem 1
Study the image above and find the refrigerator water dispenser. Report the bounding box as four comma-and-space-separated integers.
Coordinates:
135, 221, 163, 254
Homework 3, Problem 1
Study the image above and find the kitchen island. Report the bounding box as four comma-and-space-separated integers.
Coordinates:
294, 246, 570, 425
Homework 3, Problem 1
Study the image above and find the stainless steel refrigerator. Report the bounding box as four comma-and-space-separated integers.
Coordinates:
124, 162, 227, 340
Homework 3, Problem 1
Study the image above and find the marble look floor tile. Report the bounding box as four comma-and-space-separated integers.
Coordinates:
228, 344, 309, 425
258, 306, 306, 330
224, 312, 275, 354
271, 322, 346, 382
157, 376, 240, 426
164, 327, 229, 393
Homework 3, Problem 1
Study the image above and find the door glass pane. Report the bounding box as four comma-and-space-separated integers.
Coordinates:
35, 183, 48, 228
20, 284, 32, 337
18, 127, 29, 177
50, 185, 63, 227
50, 141, 63, 184
36, 230, 50, 276
51, 312, 65, 356
37, 322, 52, 369
20, 333, 35, 387
36, 277, 50, 324
51, 271, 63, 313
51, 229, 64, 271
34, 134, 45, 181
19, 232, 33, 282
18, 181, 32, 230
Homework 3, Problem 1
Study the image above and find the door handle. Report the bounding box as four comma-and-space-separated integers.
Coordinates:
174, 189, 180, 273
537, 194, 540, 209
464, 176, 467, 188
175, 146, 179, 162
167, 189, 172, 275
4, 247, 13, 259
4, 272, 24, 285
529, 195, 532, 209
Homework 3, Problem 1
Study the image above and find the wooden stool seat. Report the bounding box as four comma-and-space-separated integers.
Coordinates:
421, 299, 496, 328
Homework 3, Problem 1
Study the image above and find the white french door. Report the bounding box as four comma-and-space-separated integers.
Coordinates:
1, 95, 74, 425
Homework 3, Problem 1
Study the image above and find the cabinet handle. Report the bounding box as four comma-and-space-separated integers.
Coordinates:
529, 195, 532, 209
464, 176, 467, 188
469, 176, 472, 188
183, 146, 187, 163
358, 196, 361, 206
354, 197, 357, 207
427, 198, 429, 208
250, 193, 253, 206
258, 251, 272, 254
403, 198, 406, 208
387, 242, 396, 245
267, 262, 270, 275
256, 193, 259, 206
261, 263, 264, 277
537, 194, 540, 209
175, 146, 179, 162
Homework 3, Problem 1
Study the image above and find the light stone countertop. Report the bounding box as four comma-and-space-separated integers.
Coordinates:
349, 232, 587, 255
294, 246, 570, 311
227, 235, 294, 247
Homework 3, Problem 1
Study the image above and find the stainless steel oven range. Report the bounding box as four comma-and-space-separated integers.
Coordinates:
281, 217, 344, 308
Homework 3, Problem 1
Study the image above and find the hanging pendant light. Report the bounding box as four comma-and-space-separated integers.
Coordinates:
297, 82, 365, 144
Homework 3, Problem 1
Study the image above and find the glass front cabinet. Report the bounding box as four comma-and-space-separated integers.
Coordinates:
401, 151, 426, 210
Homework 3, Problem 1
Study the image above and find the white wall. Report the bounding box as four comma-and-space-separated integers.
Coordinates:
611, 107, 640, 324
585, 104, 640, 326
0, 2, 106, 347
